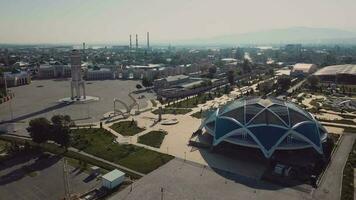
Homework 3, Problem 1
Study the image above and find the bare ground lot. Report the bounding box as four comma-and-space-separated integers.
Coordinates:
0, 152, 100, 200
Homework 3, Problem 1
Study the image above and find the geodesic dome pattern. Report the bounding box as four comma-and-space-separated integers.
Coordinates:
201, 97, 327, 158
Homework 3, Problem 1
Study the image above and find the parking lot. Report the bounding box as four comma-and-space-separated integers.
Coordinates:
0, 152, 100, 200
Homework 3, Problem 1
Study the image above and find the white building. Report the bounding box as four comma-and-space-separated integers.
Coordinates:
290, 63, 317, 77
0, 71, 31, 87
85, 68, 115, 80
37, 64, 71, 79
102, 169, 125, 189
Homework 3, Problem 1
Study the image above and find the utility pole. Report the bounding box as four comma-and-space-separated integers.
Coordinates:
3, 74, 13, 120
63, 159, 70, 199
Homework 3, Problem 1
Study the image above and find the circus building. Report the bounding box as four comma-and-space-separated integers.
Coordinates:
200, 97, 327, 159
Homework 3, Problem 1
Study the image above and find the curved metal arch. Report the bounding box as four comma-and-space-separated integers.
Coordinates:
246, 123, 289, 130
286, 102, 313, 120
271, 129, 323, 155
211, 115, 323, 158
291, 120, 317, 130
246, 104, 289, 127
212, 125, 272, 158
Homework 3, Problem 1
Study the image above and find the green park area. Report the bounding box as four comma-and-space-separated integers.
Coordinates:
166, 89, 227, 109
110, 120, 145, 136
152, 108, 192, 115
138, 131, 167, 148
191, 111, 202, 119
71, 128, 173, 174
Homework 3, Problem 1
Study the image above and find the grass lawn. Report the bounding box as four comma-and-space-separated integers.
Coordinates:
165, 87, 227, 109
138, 131, 167, 148
341, 140, 356, 200
0, 140, 9, 153
191, 111, 202, 119
71, 128, 173, 174
152, 108, 192, 115
150, 99, 157, 107
110, 120, 145, 136
318, 118, 356, 126
344, 127, 356, 133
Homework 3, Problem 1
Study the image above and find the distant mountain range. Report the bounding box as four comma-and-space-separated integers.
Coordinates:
179, 27, 356, 46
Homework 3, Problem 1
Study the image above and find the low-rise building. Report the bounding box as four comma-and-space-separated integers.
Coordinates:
153, 74, 190, 89
85, 68, 115, 80
0, 71, 31, 87
290, 63, 317, 77
102, 169, 125, 189
37, 64, 71, 79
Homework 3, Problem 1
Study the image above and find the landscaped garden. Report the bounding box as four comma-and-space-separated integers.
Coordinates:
191, 111, 202, 119
70, 128, 174, 174
165, 90, 225, 109
110, 120, 145, 136
138, 131, 167, 148
152, 108, 192, 115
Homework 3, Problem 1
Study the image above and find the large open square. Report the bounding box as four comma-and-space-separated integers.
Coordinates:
0, 79, 154, 133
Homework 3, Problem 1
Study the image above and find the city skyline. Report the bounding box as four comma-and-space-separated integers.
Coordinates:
1, 0, 356, 44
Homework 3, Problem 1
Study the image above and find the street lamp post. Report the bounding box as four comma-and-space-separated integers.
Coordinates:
3, 74, 13, 120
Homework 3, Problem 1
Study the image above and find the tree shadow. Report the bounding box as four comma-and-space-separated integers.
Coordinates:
0, 153, 62, 186
0, 102, 73, 124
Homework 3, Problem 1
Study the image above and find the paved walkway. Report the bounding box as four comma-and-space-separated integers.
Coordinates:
320, 121, 356, 129
313, 133, 356, 200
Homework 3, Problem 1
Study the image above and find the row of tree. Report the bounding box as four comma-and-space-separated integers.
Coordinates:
27, 115, 74, 148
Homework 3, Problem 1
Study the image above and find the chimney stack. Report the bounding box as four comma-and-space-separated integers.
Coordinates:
135, 34, 138, 50
129, 35, 132, 49
147, 32, 150, 49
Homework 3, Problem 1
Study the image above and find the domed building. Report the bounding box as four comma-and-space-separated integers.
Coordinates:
201, 97, 327, 158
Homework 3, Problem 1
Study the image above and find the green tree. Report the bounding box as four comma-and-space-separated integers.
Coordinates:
307, 75, 319, 90
227, 70, 235, 86
142, 76, 153, 87
276, 75, 291, 93
27, 118, 51, 144
51, 125, 70, 148
242, 59, 252, 74
207, 66, 217, 78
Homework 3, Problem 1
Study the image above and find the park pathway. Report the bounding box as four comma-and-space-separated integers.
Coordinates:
313, 133, 356, 200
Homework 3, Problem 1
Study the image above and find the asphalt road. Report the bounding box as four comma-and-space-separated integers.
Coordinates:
313, 133, 356, 200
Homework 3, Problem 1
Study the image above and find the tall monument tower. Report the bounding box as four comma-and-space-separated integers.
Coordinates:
147, 32, 150, 49
70, 50, 86, 100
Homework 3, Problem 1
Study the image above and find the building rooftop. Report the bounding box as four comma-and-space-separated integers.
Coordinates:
102, 169, 125, 182
292, 63, 316, 73
202, 96, 326, 158
165, 75, 189, 83
315, 64, 356, 76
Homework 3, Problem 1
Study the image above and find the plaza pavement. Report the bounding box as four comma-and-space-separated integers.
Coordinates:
0, 79, 152, 134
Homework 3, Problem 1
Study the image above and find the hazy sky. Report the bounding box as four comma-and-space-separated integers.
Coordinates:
1, 0, 356, 44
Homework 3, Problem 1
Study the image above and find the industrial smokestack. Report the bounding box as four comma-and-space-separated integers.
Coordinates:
129, 35, 132, 49
147, 32, 150, 49
135, 34, 138, 50
82, 42, 86, 61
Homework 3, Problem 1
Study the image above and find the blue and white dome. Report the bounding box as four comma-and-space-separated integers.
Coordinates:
201, 97, 327, 158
